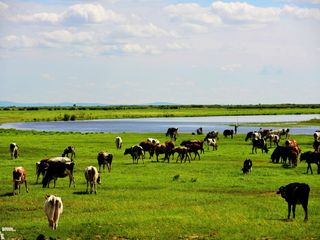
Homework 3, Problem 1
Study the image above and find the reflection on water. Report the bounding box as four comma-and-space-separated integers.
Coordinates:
0, 114, 319, 134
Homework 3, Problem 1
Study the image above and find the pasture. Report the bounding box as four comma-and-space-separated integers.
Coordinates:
0, 129, 319, 239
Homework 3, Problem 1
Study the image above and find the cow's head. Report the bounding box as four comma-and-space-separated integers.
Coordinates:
277, 186, 286, 198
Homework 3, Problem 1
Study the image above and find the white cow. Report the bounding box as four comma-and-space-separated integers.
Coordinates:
44, 194, 63, 230
85, 166, 101, 194
10, 143, 19, 159
207, 138, 218, 151
115, 136, 122, 150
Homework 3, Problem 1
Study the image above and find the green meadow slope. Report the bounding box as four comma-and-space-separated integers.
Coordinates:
0, 129, 319, 239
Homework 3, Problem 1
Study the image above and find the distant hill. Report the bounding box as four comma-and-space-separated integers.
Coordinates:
0, 101, 176, 107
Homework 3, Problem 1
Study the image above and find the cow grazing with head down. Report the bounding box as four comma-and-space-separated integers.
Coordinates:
115, 136, 122, 150
277, 182, 310, 221
271, 146, 289, 164
10, 143, 19, 159
139, 141, 155, 159
13, 166, 29, 195
62, 146, 75, 160
242, 159, 252, 174
252, 139, 268, 154
97, 152, 113, 172
300, 151, 320, 174
204, 131, 219, 141
166, 128, 178, 141
124, 145, 144, 164
44, 194, 63, 230
172, 147, 190, 163
42, 157, 75, 188
85, 166, 101, 194
36, 159, 50, 184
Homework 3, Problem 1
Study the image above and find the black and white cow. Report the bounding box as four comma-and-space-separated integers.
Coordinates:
10, 143, 19, 159
115, 136, 123, 150
252, 139, 268, 154
97, 152, 113, 172
242, 159, 252, 174
62, 146, 75, 160
124, 145, 144, 164
277, 182, 310, 221
166, 128, 178, 141
42, 157, 75, 188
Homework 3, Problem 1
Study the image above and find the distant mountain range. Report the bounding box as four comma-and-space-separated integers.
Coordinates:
0, 101, 176, 107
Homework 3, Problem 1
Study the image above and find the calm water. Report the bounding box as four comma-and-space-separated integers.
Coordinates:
1, 114, 319, 134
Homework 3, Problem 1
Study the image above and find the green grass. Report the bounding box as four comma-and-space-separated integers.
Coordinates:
0, 129, 319, 239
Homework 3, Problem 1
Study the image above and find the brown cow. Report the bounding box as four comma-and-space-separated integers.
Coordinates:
13, 166, 29, 195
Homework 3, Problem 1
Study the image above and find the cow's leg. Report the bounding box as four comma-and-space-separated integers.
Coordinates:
25, 180, 29, 193
302, 203, 308, 221
86, 180, 89, 193
287, 204, 292, 219
292, 204, 296, 219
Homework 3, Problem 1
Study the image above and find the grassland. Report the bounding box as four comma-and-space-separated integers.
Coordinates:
0, 129, 319, 240
0, 104, 319, 124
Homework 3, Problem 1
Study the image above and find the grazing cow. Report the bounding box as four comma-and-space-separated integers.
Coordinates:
271, 146, 289, 164
62, 146, 75, 160
42, 158, 75, 188
288, 148, 299, 167
207, 138, 218, 151
196, 127, 203, 135
13, 167, 29, 195
154, 144, 167, 162
259, 129, 272, 138
285, 139, 301, 157
185, 143, 202, 160
165, 140, 175, 162
242, 159, 252, 174
147, 138, 160, 145
245, 131, 261, 142
115, 136, 122, 150
252, 139, 268, 154
314, 131, 320, 141
204, 131, 219, 141
181, 140, 204, 154
265, 133, 280, 147
313, 140, 320, 152
277, 183, 310, 221
44, 194, 63, 230
280, 128, 290, 138
166, 128, 178, 141
36, 159, 50, 184
139, 141, 155, 159
300, 151, 320, 174
223, 129, 234, 139
97, 152, 113, 172
172, 147, 190, 163
85, 166, 101, 194
10, 143, 19, 159
124, 145, 144, 164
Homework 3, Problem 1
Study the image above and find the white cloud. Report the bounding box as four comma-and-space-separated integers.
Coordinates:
0, 35, 37, 48
282, 5, 320, 20
122, 43, 160, 55
0, 1, 8, 12
166, 41, 190, 50
11, 12, 61, 24
39, 30, 95, 44
211, 1, 280, 24
119, 23, 176, 38
220, 64, 241, 72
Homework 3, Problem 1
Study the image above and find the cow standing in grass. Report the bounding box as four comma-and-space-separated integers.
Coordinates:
10, 143, 19, 159
85, 166, 101, 194
13, 166, 29, 195
62, 146, 75, 160
277, 182, 310, 221
115, 136, 122, 150
44, 194, 63, 230
97, 152, 113, 172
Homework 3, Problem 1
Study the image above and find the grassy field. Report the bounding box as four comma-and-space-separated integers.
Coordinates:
0, 129, 319, 240
0, 104, 319, 124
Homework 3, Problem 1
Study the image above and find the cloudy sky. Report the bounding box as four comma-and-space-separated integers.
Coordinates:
0, 0, 319, 105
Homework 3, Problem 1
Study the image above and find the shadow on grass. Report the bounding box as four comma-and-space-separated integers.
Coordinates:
73, 191, 88, 195
0, 192, 14, 197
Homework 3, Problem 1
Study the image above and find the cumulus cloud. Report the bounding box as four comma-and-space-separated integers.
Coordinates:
122, 43, 160, 55
11, 12, 61, 24
211, 1, 280, 24
0, 1, 8, 12
119, 23, 176, 38
39, 30, 95, 44
282, 5, 320, 20
0, 35, 37, 48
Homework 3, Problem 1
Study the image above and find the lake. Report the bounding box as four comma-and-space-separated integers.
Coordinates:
1, 114, 319, 134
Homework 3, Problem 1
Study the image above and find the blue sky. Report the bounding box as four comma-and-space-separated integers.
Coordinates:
0, 0, 319, 105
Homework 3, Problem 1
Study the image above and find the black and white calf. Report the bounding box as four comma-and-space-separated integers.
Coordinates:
242, 159, 252, 174
85, 166, 101, 194
10, 143, 19, 159
277, 182, 310, 221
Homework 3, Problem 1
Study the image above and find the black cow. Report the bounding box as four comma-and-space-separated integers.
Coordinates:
62, 146, 75, 160
223, 129, 233, 139
242, 159, 252, 174
277, 182, 310, 221
124, 145, 144, 164
166, 128, 178, 141
36, 159, 50, 184
42, 160, 75, 188
97, 151, 113, 172
252, 139, 268, 154
300, 151, 320, 174
196, 127, 203, 135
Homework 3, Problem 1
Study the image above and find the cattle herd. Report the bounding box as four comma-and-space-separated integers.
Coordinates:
7, 128, 320, 229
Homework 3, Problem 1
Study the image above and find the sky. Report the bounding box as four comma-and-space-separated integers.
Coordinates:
0, 0, 319, 105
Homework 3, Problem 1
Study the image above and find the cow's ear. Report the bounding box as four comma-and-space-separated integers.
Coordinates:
45, 194, 50, 199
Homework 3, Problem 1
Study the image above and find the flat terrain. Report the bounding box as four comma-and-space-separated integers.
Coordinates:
0, 129, 319, 239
